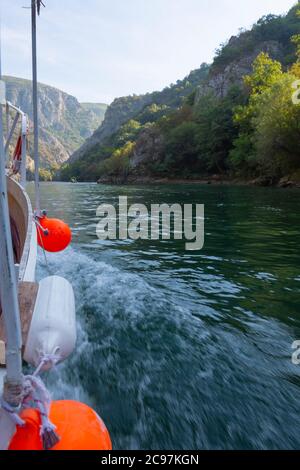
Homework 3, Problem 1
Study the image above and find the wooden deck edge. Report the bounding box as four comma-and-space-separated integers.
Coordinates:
0, 281, 39, 367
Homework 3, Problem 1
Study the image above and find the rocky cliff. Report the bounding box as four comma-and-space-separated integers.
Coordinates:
195, 40, 284, 102
69, 64, 209, 163
124, 41, 285, 176
130, 127, 165, 173
61, 5, 300, 183
4, 76, 107, 168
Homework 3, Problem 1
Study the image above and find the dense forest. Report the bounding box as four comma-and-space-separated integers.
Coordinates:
61, 4, 300, 186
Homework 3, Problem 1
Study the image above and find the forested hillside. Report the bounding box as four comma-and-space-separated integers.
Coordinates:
68, 64, 209, 165
61, 4, 300, 186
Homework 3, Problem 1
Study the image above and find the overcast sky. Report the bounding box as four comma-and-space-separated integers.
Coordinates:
1, 0, 297, 103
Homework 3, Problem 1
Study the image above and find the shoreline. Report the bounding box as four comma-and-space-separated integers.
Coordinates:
96, 176, 300, 188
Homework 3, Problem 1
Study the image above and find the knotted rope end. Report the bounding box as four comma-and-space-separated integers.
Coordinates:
41, 422, 60, 450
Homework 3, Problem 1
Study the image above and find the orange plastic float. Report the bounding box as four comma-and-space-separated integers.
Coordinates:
9, 401, 112, 451
37, 216, 72, 253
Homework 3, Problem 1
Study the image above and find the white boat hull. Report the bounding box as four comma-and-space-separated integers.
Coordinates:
0, 178, 37, 450
7, 177, 37, 283
1, 179, 76, 450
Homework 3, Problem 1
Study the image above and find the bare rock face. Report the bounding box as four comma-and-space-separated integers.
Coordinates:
125, 41, 284, 179
278, 176, 300, 188
4, 76, 107, 168
195, 41, 284, 101
131, 127, 165, 172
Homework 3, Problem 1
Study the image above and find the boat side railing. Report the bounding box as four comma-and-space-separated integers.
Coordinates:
4, 101, 28, 189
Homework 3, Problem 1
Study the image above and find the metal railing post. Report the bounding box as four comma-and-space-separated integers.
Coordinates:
0, 4, 23, 409
20, 114, 27, 188
31, 0, 40, 213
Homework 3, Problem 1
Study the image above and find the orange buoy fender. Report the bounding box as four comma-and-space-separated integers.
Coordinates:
9, 401, 112, 451
37, 217, 72, 253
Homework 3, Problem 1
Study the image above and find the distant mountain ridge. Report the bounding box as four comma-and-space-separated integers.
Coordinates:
62, 4, 300, 184
4, 76, 107, 169
69, 64, 209, 163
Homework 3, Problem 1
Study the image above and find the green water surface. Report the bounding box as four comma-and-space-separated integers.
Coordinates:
27, 182, 300, 450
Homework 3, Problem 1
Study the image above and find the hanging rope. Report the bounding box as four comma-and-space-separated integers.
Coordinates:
0, 351, 61, 450
32, 351, 60, 377
34, 216, 52, 275
0, 399, 25, 427
22, 374, 60, 450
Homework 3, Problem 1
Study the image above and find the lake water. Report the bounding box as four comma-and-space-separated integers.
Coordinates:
27, 182, 300, 450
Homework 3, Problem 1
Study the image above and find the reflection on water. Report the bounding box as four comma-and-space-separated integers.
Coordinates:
27, 182, 300, 450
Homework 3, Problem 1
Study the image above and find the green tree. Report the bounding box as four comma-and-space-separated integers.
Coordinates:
291, 9, 300, 60
164, 121, 200, 174
230, 53, 283, 174
253, 73, 300, 176
97, 141, 134, 179
39, 169, 53, 181
194, 87, 244, 173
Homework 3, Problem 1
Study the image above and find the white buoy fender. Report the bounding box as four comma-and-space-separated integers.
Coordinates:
24, 276, 76, 370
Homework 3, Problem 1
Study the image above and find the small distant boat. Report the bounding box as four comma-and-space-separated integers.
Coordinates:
70, 177, 78, 184
0, 0, 111, 451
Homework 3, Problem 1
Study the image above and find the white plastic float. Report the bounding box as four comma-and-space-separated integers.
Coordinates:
24, 275, 76, 370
